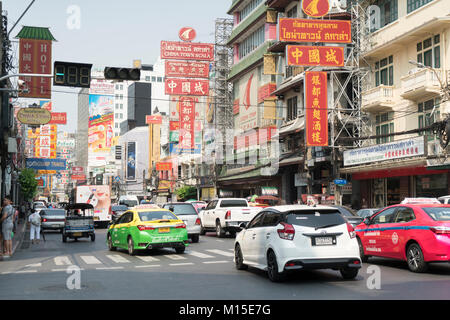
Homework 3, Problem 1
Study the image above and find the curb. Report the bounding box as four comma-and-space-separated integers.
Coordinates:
12, 220, 28, 255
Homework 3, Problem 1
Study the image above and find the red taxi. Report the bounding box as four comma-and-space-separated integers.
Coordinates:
355, 198, 450, 273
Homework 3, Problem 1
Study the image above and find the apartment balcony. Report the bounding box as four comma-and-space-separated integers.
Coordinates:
400, 68, 442, 101
361, 85, 395, 113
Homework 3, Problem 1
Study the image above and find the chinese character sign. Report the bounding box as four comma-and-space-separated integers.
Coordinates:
19, 39, 52, 99
178, 97, 196, 150
286, 46, 344, 67
305, 71, 328, 147
165, 78, 209, 96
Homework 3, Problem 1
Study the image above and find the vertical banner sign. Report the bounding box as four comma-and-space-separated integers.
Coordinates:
126, 141, 136, 181
179, 97, 195, 150
19, 39, 52, 99
305, 71, 328, 147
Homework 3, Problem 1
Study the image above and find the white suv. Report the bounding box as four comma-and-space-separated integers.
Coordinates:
234, 205, 362, 282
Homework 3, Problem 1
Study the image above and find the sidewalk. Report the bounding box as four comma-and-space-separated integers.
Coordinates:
0, 217, 28, 261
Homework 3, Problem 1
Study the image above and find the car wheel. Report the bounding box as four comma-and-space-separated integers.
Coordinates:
175, 246, 186, 254
406, 243, 428, 273
107, 234, 116, 251
200, 224, 206, 235
127, 236, 136, 256
234, 244, 248, 270
90, 233, 95, 242
357, 238, 369, 263
216, 221, 225, 238
62, 234, 67, 243
340, 267, 359, 280
229, 231, 236, 237
191, 234, 199, 243
267, 251, 286, 282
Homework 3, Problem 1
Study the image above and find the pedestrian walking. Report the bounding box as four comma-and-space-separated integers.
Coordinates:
28, 209, 42, 244
0, 197, 15, 258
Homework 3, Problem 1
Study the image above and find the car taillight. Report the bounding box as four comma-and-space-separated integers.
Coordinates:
195, 218, 201, 225
175, 223, 186, 229
347, 223, 356, 239
430, 226, 450, 235
277, 222, 295, 240
225, 210, 231, 220
137, 225, 155, 231
42, 218, 47, 222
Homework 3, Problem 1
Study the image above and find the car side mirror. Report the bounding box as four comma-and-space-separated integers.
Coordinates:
239, 222, 247, 229
169, 206, 174, 212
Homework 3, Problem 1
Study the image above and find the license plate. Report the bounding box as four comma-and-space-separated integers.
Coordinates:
73, 232, 82, 237
313, 236, 334, 246
158, 228, 170, 233
52, 224, 60, 228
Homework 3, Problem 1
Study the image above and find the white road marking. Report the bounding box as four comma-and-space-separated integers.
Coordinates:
135, 265, 161, 268
169, 263, 194, 266
187, 251, 214, 259
25, 263, 42, 268
13, 270, 38, 274
202, 260, 229, 264
54, 256, 72, 266
164, 254, 187, 260
96, 267, 124, 270
80, 256, 102, 265
106, 255, 130, 263
205, 249, 234, 257
136, 256, 160, 262
51, 268, 85, 272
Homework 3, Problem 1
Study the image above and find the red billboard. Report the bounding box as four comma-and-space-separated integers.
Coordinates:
161, 41, 214, 61
145, 115, 163, 124
178, 97, 196, 150
165, 78, 209, 96
305, 71, 328, 147
156, 162, 173, 171
279, 18, 351, 43
19, 39, 52, 99
165, 60, 210, 79
49, 112, 67, 125
286, 45, 345, 67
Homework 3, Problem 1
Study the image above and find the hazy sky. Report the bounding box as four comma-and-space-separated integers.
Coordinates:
4, 0, 231, 132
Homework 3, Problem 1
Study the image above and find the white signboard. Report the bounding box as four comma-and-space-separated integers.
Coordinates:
343, 136, 425, 167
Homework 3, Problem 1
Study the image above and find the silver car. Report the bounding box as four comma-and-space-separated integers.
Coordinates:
163, 203, 201, 243
40, 209, 66, 233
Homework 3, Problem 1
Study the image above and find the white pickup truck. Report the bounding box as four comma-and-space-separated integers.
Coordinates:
199, 198, 262, 237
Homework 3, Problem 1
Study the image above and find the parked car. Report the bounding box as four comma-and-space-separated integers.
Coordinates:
40, 208, 66, 233
328, 205, 364, 227
356, 208, 381, 219
33, 201, 47, 214
234, 205, 361, 282
163, 202, 201, 243
356, 199, 450, 273
199, 198, 263, 237
109, 204, 129, 222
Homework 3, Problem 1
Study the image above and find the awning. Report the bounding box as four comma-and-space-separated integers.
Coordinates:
274, 116, 305, 139
340, 157, 427, 175
278, 155, 304, 167
272, 73, 304, 96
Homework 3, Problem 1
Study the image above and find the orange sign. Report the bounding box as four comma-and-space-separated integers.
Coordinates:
286, 46, 344, 67
302, 0, 330, 18
156, 162, 173, 171
146, 115, 163, 124
279, 18, 351, 43
305, 71, 328, 147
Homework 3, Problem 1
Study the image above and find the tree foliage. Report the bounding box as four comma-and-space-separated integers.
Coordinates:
175, 185, 197, 201
19, 168, 38, 201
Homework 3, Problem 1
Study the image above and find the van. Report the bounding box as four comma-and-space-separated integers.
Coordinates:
118, 195, 139, 208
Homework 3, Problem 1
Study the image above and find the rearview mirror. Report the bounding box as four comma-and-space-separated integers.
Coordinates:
239, 222, 247, 229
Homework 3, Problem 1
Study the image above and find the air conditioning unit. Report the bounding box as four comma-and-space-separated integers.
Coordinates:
427, 139, 441, 156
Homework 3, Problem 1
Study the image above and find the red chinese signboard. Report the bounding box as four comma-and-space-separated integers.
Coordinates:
305, 71, 328, 147
161, 41, 214, 61
165, 60, 209, 79
279, 18, 351, 43
257, 83, 277, 103
165, 78, 209, 96
169, 121, 180, 131
302, 0, 330, 18
49, 112, 67, 125
19, 39, 52, 99
286, 45, 344, 67
178, 97, 196, 150
71, 174, 86, 181
156, 162, 173, 171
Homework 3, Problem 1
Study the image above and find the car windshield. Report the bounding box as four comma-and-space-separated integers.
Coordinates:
41, 209, 65, 216
335, 206, 357, 217
220, 200, 248, 208
120, 200, 138, 207
422, 207, 450, 221
112, 205, 128, 211
286, 209, 346, 228
138, 211, 179, 221
164, 204, 197, 215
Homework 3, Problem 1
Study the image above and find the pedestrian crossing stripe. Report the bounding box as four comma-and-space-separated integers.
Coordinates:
54, 256, 72, 266
163, 254, 186, 260
80, 256, 102, 264
187, 251, 214, 259
106, 255, 130, 263
136, 256, 160, 262
205, 249, 234, 257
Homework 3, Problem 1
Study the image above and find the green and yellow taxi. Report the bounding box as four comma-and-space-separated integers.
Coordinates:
106, 205, 188, 255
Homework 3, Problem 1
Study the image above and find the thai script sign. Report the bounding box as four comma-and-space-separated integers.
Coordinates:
160, 41, 214, 61
17, 107, 51, 125
279, 18, 352, 43
343, 136, 425, 166
26, 158, 67, 171
165, 60, 209, 78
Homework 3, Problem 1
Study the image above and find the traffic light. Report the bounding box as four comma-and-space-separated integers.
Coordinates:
104, 67, 141, 81
53, 61, 92, 88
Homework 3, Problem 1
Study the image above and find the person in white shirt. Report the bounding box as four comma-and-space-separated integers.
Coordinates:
28, 209, 41, 244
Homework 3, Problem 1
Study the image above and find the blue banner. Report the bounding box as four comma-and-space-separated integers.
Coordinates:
26, 158, 67, 171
